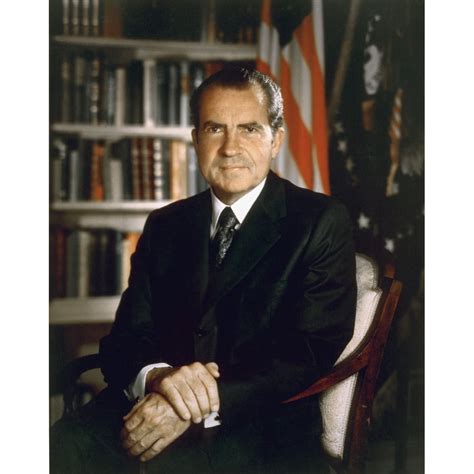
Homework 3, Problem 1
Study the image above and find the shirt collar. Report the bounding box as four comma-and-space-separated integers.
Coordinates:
210, 177, 267, 236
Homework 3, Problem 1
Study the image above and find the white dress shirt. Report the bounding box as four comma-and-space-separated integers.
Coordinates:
126, 178, 267, 427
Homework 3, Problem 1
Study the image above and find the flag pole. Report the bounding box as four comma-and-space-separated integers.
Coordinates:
327, 0, 362, 133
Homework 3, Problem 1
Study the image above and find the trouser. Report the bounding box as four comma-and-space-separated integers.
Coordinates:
50, 387, 329, 474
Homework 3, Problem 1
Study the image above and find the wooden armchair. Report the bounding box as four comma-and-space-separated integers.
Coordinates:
284, 253, 402, 473
58, 254, 401, 474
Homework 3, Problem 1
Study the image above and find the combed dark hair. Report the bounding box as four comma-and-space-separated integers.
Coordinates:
190, 67, 284, 134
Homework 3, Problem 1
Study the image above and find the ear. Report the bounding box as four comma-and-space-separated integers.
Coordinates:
191, 128, 199, 149
271, 127, 285, 159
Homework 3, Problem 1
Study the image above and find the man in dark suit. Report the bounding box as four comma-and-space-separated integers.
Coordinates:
51, 68, 356, 474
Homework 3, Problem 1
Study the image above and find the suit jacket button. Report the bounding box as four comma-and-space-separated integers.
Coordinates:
195, 329, 205, 337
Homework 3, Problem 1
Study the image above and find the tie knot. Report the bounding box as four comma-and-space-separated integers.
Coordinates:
217, 207, 238, 230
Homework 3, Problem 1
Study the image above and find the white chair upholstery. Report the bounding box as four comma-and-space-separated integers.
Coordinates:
319, 254, 383, 460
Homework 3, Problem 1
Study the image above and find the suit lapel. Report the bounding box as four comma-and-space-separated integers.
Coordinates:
202, 172, 286, 316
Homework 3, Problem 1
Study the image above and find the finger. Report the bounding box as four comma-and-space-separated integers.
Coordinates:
198, 371, 220, 413
121, 420, 153, 450
174, 379, 203, 423
205, 362, 220, 378
139, 437, 167, 462
186, 377, 211, 420
127, 428, 161, 457
159, 379, 192, 421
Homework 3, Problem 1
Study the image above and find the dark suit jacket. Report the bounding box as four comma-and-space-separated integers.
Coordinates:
99, 171, 356, 461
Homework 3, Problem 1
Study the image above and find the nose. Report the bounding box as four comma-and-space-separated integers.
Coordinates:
220, 130, 241, 157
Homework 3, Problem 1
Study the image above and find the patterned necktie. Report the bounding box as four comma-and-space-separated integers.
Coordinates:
211, 207, 239, 267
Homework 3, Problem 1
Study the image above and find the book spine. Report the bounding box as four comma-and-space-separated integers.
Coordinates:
53, 228, 66, 298
90, 140, 105, 201
114, 67, 126, 126
62, 0, 70, 35
131, 137, 141, 200
91, 0, 100, 36
52, 138, 68, 201
179, 60, 190, 127
141, 137, 151, 200
143, 59, 157, 127
71, 0, 80, 35
81, 0, 90, 36
109, 157, 123, 201
120, 233, 131, 292
102, 140, 111, 200
152, 138, 165, 200
167, 63, 178, 125
77, 230, 91, 297
66, 230, 79, 297
103, 0, 123, 37
169, 140, 188, 200
60, 54, 71, 122
113, 230, 123, 295
68, 147, 79, 201
105, 65, 116, 124
73, 54, 86, 122
155, 62, 167, 125
187, 144, 198, 197
89, 54, 100, 124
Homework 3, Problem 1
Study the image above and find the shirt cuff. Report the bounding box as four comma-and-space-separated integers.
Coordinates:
124, 363, 172, 401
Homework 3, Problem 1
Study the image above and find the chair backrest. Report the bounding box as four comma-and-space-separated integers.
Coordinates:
318, 253, 401, 472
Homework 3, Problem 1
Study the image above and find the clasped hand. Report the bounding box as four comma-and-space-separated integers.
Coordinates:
121, 362, 220, 461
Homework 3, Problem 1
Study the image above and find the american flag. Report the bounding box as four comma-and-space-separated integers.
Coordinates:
256, 0, 330, 195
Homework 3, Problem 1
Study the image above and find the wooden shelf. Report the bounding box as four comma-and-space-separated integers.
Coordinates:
50, 296, 120, 325
52, 35, 257, 61
50, 200, 175, 231
50, 200, 172, 213
51, 123, 193, 141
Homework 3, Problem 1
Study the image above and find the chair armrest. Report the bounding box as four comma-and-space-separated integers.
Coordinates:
60, 353, 102, 414
283, 347, 370, 404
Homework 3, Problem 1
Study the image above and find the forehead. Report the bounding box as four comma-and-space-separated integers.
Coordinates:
199, 85, 269, 124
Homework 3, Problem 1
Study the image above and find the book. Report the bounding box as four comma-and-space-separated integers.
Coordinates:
187, 144, 198, 197
152, 138, 167, 200
109, 156, 123, 201
73, 54, 86, 122
62, 0, 70, 35
71, 0, 80, 35
66, 230, 79, 297
68, 146, 79, 201
101, 140, 112, 200
51, 137, 68, 201
77, 230, 91, 297
81, 0, 90, 36
131, 137, 141, 200
155, 62, 167, 125
91, 0, 100, 36
90, 140, 105, 201
126, 61, 143, 124
141, 137, 151, 200
103, 0, 123, 37
60, 54, 71, 122
114, 67, 126, 126
101, 63, 116, 125
143, 59, 157, 127
52, 228, 67, 298
112, 139, 132, 200
89, 53, 101, 124
179, 61, 190, 127
169, 140, 188, 200
167, 63, 179, 125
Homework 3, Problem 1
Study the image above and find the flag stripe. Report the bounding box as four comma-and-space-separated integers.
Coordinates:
295, 12, 330, 193
280, 57, 314, 188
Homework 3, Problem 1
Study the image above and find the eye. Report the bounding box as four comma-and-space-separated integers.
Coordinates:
243, 125, 258, 134
204, 125, 222, 134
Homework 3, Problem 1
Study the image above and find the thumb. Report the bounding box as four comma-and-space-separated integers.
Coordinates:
205, 362, 220, 378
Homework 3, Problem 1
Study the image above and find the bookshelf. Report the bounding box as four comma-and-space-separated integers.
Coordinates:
50, 0, 259, 325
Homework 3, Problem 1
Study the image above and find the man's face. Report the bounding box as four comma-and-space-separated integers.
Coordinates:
192, 85, 284, 204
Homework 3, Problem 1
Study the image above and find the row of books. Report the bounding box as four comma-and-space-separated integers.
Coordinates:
55, 0, 260, 44
50, 227, 140, 298
51, 137, 208, 202
56, 54, 248, 126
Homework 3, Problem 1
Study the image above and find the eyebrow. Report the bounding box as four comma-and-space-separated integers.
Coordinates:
201, 120, 264, 130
